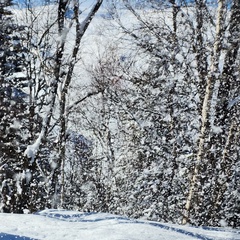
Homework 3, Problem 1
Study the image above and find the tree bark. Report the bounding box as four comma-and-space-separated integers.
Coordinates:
182, 0, 226, 224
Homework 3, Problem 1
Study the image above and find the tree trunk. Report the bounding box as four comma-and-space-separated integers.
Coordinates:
182, 0, 226, 224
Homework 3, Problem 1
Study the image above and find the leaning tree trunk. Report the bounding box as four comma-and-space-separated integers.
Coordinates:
210, 0, 240, 225
58, 0, 103, 208
24, 0, 103, 209
182, 0, 226, 225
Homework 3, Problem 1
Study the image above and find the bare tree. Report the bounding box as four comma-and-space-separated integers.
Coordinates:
95, 0, 239, 226
182, 0, 227, 224
6, 0, 104, 211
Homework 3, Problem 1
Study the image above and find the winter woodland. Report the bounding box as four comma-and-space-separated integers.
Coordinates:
0, 0, 239, 228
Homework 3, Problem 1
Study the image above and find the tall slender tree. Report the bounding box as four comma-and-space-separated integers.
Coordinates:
0, 0, 32, 213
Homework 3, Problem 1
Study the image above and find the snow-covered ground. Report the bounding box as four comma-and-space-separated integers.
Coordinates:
2, 4, 238, 240
0, 209, 239, 240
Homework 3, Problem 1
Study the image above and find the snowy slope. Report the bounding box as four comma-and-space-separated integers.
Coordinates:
0, 210, 239, 240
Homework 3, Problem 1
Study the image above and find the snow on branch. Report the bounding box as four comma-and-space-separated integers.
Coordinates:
66, 90, 102, 113
24, 130, 44, 164
227, 96, 240, 109
78, 0, 103, 38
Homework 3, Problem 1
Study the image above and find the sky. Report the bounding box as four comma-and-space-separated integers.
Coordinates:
12, 0, 54, 8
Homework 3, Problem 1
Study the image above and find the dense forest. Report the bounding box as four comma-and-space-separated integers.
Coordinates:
0, 0, 239, 228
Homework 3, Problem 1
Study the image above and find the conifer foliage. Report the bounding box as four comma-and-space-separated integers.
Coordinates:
0, 0, 30, 213
0, 0, 239, 229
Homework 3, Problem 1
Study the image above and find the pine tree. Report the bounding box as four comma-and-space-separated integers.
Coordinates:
0, 0, 32, 213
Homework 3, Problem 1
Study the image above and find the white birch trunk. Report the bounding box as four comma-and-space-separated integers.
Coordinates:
59, 0, 103, 208
182, 0, 225, 224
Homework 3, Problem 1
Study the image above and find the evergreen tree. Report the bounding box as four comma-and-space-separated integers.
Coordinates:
0, 0, 34, 213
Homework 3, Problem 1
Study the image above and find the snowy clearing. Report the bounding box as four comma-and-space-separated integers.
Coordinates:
0, 209, 239, 240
